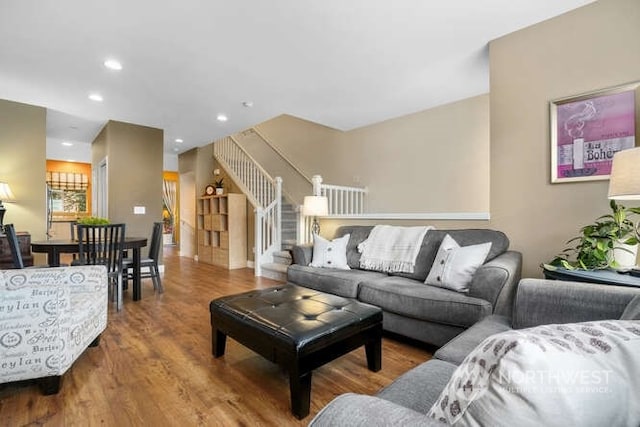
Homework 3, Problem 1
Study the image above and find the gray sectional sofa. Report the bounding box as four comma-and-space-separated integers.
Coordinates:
288, 226, 522, 346
309, 278, 640, 426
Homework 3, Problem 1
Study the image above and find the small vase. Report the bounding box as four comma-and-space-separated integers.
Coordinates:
612, 240, 638, 269
215, 188, 224, 195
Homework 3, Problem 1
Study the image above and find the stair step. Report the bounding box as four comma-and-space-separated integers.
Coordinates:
260, 262, 288, 281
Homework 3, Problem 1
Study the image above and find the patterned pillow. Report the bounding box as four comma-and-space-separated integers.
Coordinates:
309, 233, 351, 270
427, 320, 640, 426
424, 234, 491, 292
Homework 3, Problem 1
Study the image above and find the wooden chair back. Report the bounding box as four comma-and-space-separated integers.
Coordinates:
148, 222, 163, 261
77, 224, 126, 277
3, 224, 24, 269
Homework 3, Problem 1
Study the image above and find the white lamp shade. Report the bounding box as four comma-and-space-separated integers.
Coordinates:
302, 196, 328, 216
608, 147, 640, 200
0, 182, 16, 202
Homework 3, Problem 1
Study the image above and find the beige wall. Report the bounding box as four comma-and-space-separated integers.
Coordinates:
258, 95, 490, 213
91, 120, 164, 242
490, 0, 640, 277
342, 94, 489, 213
0, 100, 47, 249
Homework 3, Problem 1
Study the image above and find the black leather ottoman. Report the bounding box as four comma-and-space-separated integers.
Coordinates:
209, 283, 383, 419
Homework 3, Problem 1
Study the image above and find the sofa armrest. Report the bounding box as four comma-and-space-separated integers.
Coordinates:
469, 250, 522, 318
514, 278, 640, 329
309, 393, 439, 427
290, 243, 313, 266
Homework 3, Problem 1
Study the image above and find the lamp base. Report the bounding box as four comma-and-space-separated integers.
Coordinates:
0, 202, 6, 231
311, 217, 320, 236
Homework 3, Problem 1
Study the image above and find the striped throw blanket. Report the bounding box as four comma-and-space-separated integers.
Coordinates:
357, 225, 432, 273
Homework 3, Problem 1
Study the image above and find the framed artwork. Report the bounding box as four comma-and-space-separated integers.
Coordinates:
550, 82, 640, 183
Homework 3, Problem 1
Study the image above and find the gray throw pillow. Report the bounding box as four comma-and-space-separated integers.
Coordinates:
621, 295, 640, 320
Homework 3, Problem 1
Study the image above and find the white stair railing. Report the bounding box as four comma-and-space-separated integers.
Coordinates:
321, 183, 367, 216
298, 175, 368, 244
213, 137, 281, 276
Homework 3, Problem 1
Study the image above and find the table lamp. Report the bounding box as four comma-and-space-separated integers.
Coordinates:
0, 181, 16, 231
608, 147, 640, 275
303, 195, 328, 236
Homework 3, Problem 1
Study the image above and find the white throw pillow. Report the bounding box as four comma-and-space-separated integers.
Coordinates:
427, 320, 640, 426
309, 234, 351, 270
425, 234, 491, 292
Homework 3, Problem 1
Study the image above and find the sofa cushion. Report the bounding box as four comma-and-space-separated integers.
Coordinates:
287, 264, 388, 298
434, 315, 512, 365
377, 359, 458, 414
425, 234, 492, 293
334, 226, 510, 283
309, 234, 350, 270
391, 229, 510, 282
334, 225, 375, 269
358, 276, 492, 328
427, 320, 640, 426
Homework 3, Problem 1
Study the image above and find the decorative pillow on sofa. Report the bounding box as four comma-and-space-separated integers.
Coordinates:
309, 234, 351, 270
424, 234, 491, 292
427, 320, 640, 426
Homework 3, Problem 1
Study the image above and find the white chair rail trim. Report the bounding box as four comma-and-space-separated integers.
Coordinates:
321, 212, 491, 221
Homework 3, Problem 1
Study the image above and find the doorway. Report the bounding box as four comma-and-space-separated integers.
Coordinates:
179, 171, 196, 259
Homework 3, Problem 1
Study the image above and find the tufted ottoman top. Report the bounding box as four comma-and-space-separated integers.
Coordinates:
210, 284, 382, 355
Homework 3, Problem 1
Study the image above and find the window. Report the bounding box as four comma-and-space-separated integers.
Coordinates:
49, 188, 87, 213
46, 171, 89, 213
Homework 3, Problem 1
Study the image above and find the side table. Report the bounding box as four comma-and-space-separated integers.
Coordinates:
542, 265, 640, 288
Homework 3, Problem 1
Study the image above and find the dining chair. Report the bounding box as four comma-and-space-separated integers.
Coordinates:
69, 221, 78, 261
4, 224, 58, 269
4, 224, 25, 269
123, 221, 164, 294
76, 223, 126, 311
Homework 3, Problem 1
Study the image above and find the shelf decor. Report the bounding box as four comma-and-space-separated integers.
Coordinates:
550, 81, 640, 183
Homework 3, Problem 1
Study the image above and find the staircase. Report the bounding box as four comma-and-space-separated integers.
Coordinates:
213, 127, 367, 280
260, 201, 297, 281
281, 202, 298, 250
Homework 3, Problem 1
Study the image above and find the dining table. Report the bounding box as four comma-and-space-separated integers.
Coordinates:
30, 237, 148, 301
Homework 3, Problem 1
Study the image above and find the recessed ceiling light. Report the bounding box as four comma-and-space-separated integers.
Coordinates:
89, 93, 103, 102
216, 114, 228, 122
175, 138, 183, 143
173, 147, 179, 152
104, 59, 123, 71
62, 142, 73, 147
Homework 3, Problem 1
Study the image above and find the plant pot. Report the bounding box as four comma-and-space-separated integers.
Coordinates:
612, 240, 638, 269
215, 188, 224, 195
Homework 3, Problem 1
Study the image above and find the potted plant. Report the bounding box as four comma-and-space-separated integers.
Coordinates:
77, 216, 110, 225
214, 178, 224, 195
549, 201, 640, 270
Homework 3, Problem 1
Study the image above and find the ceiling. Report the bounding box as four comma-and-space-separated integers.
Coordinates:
0, 0, 595, 162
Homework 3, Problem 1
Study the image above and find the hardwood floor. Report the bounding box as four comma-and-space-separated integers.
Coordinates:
0, 247, 433, 426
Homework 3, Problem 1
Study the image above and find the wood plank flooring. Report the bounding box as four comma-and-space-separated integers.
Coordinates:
0, 247, 433, 426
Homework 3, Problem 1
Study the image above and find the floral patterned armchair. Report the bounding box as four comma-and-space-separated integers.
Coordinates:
0, 265, 108, 394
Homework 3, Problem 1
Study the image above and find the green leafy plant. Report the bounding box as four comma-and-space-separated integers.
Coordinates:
77, 216, 110, 225
549, 200, 640, 270
214, 178, 224, 188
